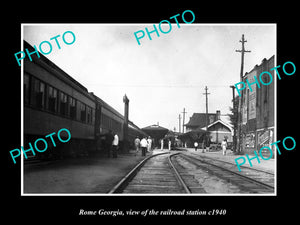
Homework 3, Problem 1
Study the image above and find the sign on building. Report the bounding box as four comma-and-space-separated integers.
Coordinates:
247, 70, 257, 120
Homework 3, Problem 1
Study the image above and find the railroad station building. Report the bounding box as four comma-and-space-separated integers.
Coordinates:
238, 55, 275, 155
179, 110, 233, 148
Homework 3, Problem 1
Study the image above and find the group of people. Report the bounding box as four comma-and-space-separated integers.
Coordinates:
160, 139, 172, 151
101, 131, 172, 158
134, 136, 152, 156
134, 137, 174, 156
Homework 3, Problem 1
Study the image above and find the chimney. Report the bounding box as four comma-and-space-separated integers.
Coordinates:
216, 110, 221, 120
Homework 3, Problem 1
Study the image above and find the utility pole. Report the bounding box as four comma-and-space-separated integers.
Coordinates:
178, 114, 181, 133
203, 86, 210, 131
202, 86, 210, 153
182, 108, 187, 133
230, 85, 236, 152
235, 34, 251, 154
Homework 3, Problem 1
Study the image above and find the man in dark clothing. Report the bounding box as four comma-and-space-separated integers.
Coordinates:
105, 130, 114, 158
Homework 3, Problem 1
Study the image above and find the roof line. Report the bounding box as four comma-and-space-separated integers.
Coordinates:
201, 119, 233, 132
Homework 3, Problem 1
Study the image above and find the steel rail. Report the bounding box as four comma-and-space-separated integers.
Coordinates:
179, 153, 274, 191
108, 152, 170, 194
187, 151, 274, 176
168, 153, 191, 194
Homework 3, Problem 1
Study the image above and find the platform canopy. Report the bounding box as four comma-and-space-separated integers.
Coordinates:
141, 124, 169, 140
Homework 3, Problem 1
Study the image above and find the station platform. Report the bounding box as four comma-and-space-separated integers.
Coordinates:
23, 148, 275, 194
178, 148, 275, 174
23, 149, 154, 194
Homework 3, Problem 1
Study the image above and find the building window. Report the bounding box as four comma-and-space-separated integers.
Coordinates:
33, 78, 45, 109
24, 73, 30, 105
48, 86, 58, 112
80, 102, 86, 122
60, 92, 68, 116
69, 96, 77, 120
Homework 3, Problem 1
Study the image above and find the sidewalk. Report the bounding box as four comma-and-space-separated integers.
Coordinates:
23, 149, 154, 194
181, 148, 275, 174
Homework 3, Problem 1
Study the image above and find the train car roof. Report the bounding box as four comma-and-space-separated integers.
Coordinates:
91, 93, 144, 129
23, 40, 92, 99
90, 92, 124, 119
23, 41, 146, 135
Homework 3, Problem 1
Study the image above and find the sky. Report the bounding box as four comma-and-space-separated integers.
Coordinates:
23, 24, 276, 131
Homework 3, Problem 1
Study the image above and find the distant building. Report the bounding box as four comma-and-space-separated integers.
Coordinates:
239, 55, 275, 155
182, 110, 233, 146
185, 112, 217, 132
141, 124, 169, 147
205, 119, 233, 143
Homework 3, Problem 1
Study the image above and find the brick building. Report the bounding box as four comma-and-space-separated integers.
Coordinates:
239, 55, 275, 155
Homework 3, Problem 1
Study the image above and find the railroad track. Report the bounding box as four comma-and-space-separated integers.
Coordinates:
176, 153, 274, 193
108, 152, 191, 194
186, 152, 275, 188
109, 151, 274, 194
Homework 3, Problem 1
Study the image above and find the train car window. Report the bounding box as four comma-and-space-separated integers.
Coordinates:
108, 118, 112, 129
80, 102, 86, 122
114, 120, 122, 132
87, 106, 92, 124
100, 114, 103, 126
60, 92, 68, 116
33, 78, 45, 109
117, 121, 122, 132
111, 120, 116, 131
24, 73, 30, 105
69, 96, 77, 120
48, 86, 58, 113
101, 114, 109, 129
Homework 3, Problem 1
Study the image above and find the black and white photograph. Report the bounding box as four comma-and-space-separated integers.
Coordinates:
21, 24, 276, 195
4, 5, 298, 223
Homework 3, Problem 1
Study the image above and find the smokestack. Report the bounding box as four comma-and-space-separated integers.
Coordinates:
216, 110, 221, 120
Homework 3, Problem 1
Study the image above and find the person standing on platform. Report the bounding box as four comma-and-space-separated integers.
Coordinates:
168, 139, 171, 151
105, 130, 114, 158
147, 136, 152, 152
134, 136, 140, 156
206, 137, 210, 153
112, 133, 119, 158
194, 141, 198, 151
160, 139, 164, 150
140, 137, 148, 156
221, 138, 227, 156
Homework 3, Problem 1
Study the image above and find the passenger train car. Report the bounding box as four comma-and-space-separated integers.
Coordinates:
23, 41, 146, 160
